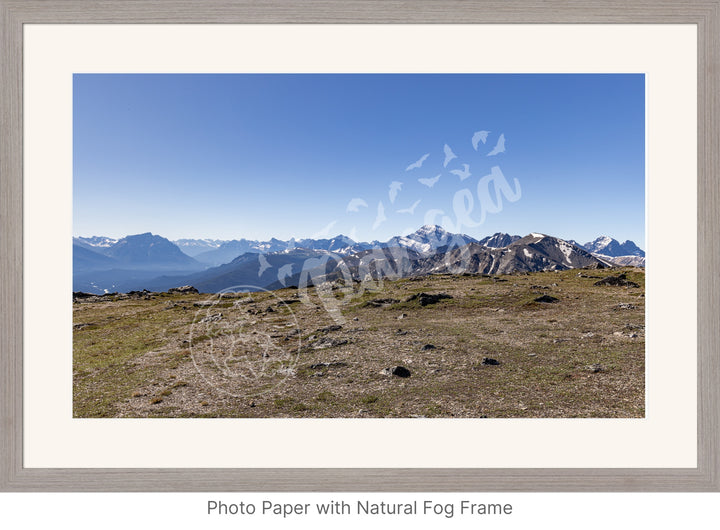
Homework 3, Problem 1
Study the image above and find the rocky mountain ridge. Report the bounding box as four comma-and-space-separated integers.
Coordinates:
74, 226, 644, 294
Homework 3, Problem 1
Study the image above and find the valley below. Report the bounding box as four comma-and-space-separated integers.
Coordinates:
73, 267, 645, 418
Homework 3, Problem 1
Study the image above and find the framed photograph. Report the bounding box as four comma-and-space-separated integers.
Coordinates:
1, 0, 718, 491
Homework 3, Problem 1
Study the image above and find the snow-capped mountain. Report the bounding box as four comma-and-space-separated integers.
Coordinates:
383, 225, 478, 255
149, 231, 609, 294
291, 235, 374, 255
73, 236, 118, 250
478, 232, 522, 248
190, 226, 475, 265
415, 233, 609, 276
512, 233, 614, 270
173, 238, 228, 257
74, 226, 645, 293
583, 236, 645, 257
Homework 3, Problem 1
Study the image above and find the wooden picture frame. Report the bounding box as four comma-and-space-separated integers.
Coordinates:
1, 0, 718, 491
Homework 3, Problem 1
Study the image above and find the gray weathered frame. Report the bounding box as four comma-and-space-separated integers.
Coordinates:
1, 0, 718, 491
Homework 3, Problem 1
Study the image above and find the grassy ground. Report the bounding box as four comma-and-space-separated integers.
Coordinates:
73, 268, 645, 418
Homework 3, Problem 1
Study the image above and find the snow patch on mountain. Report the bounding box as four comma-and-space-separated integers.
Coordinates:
74, 236, 118, 249
558, 240, 574, 265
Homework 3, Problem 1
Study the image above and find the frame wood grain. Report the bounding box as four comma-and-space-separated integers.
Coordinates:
1, 0, 718, 491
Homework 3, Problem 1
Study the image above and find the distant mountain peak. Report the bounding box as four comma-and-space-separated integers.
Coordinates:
73, 235, 119, 249
382, 225, 477, 255
103, 232, 200, 268
583, 236, 644, 257
119, 232, 162, 244
417, 224, 447, 233
479, 232, 522, 248
589, 235, 613, 246
172, 238, 228, 257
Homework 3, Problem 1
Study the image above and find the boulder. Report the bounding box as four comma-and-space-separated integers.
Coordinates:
405, 292, 453, 306
391, 366, 411, 378
534, 295, 559, 303
312, 338, 348, 349
614, 303, 637, 310
317, 324, 342, 333
309, 361, 348, 369
168, 285, 199, 294
593, 274, 640, 288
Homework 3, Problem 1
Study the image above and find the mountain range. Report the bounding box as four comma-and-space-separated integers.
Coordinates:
583, 235, 644, 257
73, 226, 644, 294
73, 233, 205, 293
75, 232, 201, 270
172, 238, 226, 257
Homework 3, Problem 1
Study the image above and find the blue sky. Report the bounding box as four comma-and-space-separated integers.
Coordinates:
74, 73, 645, 247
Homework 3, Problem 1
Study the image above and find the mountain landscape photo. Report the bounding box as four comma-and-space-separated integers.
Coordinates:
73, 73, 645, 418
